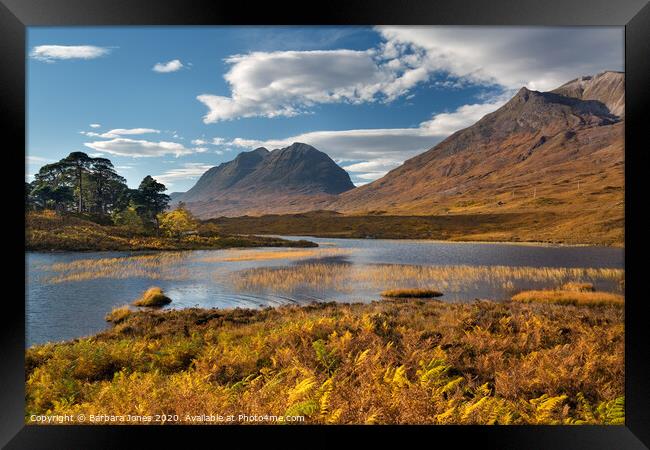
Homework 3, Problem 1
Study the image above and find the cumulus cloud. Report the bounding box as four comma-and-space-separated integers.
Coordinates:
89, 123, 101, 128
30, 45, 112, 62
84, 138, 195, 158
152, 163, 213, 186
197, 49, 427, 123
375, 26, 624, 91
196, 27, 621, 122
153, 59, 184, 73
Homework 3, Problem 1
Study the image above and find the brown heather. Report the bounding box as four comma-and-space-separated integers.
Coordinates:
26, 299, 624, 425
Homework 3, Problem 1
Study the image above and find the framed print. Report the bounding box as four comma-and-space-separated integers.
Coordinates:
2, 0, 649, 447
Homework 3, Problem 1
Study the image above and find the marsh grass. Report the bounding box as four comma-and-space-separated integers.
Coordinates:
133, 287, 172, 307
562, 282, 595, 292
380, 288, 443, 298
511, 289, 624, 307
231, 263, 624, 295
40, 248, 351, 285
41, 253, 193, 284
25, 300, 624, 425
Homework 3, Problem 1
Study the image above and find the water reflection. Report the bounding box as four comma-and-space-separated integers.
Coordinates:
26, 237, 624, 346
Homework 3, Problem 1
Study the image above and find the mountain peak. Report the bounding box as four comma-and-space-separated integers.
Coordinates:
281, 142, 318, 153
172, 143, 354, 216
552, 71, 624, 117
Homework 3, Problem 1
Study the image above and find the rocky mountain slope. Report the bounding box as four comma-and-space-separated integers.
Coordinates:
173, 142, 354, 218
327, 72, 624, 244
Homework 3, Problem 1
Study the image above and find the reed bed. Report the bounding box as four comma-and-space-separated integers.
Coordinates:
38, 248, 352, 284
40, 253, 192, 284
230, 263, 624, 295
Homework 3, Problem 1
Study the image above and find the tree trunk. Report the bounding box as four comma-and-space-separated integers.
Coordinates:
77, 165, 83, 213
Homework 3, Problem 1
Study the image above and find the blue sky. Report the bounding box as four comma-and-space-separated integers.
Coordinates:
27, 26, 624, 192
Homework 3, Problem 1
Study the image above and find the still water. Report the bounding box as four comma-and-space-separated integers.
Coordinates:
26, 237, 624, 346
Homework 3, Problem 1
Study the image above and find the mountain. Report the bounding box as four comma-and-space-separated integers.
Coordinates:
174, 142, 354, 217
329, 71, 624, 244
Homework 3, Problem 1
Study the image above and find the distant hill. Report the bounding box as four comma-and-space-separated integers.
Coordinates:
173, 142, 355, 218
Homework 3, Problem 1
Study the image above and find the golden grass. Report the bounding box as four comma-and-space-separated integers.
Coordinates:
25, 300, 624, 425
105, 305, 132, 323
562, 282, 595, 292
511, 289, 624, 307
132, 287, 172, 307
39, 248, 351, 285
380, 288, 443, 298
41, 253, 193, 284
231, 263, 624, 295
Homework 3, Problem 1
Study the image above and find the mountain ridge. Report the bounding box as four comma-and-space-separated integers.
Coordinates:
173, 71, 623, 245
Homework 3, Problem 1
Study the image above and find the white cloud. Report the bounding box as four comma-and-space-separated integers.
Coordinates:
197, 49, 426, 123
375, 26, 624, 91
152, 163, 213, 187
191, 139, 208, 146
81, 128, 160, 139
89, 123, 101, 128
226, 94, 508, 183
30, 45, 112, 62
153, 59, 184, 73
84, 138, 195, 158
340, 159, 398, 172
196, 27, 621, 122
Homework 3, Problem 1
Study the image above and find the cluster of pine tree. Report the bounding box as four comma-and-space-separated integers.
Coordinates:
26, 152, 170, 228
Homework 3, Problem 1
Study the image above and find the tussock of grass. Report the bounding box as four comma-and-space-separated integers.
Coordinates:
381, 288, 443, 298
561, 282, 595, 292
511, 289, 623, 307
105, 305, 132, 323
26, 300, 624, 425
132, 287, 172, 307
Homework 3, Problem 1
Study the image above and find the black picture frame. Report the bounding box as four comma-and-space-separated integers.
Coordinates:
2, 0, 648, 448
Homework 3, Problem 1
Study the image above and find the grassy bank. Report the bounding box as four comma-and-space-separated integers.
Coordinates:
26, 211, 316, 251
26, 299, 623, 425
209, 210, 623, 246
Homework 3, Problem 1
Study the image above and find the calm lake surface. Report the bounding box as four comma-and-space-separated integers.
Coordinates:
26, 237, 624, 347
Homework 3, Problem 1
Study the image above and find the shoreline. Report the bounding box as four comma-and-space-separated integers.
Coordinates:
262, 233, 623, 249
